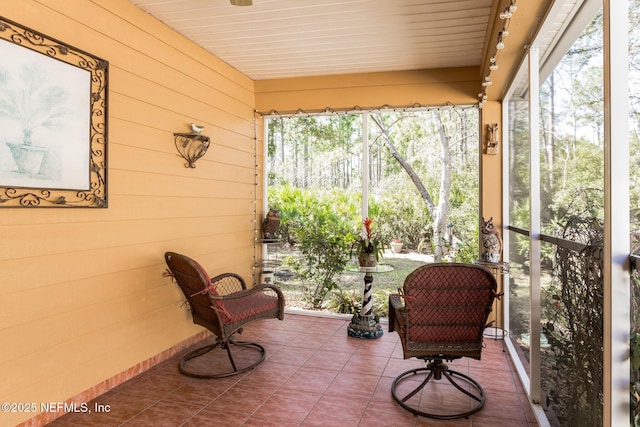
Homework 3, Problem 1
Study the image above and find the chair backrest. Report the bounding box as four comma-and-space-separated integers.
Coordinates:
165, 251, 220, 328
402, 263, 497, 347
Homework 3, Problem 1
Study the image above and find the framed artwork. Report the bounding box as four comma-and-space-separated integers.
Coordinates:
0, 16, 108, 207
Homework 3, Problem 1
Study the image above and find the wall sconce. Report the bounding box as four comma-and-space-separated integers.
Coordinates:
173, 124, 210, 168
486, 123, 499, 155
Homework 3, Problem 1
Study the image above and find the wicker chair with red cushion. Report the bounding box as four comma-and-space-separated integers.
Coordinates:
389, 263, 498, 419
165, 251, 284, 378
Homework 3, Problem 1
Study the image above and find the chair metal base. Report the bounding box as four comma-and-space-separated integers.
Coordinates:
391, 359, 486, 419
179, 336, 266, 379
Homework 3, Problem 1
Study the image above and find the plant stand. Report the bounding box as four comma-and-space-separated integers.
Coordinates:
347, 265, 391, 339
474, 260, 510, 350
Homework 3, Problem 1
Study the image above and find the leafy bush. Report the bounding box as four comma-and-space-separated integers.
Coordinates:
269, 185, 357, 308
372, 176, 433, 250
541, 216, 603, 426
327, 289, 361, 315
371, 288, 391, 320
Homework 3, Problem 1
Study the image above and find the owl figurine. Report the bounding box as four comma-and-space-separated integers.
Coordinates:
481, 216, 502, 263
262, 209, 281, 240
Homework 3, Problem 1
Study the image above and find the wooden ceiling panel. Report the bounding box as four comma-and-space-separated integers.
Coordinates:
129, 0, 494, 79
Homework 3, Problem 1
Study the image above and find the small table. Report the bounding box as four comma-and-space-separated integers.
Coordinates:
346, 264, 393, 339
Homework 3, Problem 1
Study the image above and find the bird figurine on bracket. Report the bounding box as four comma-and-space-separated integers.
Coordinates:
190, 123, 204, 134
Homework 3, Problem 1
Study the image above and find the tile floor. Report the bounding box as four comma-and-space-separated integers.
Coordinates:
48, 313, 538, 427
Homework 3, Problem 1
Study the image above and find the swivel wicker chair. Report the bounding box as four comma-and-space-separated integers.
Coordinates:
389, 263, 498, 419
165, 251, 284, 378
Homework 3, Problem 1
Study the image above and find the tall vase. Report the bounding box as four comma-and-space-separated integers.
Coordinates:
358, 252, 377, 268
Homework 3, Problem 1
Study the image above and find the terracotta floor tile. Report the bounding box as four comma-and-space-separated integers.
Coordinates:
163, 382, 226, 408
120, 400, 202, 426
181, 410, 249, 427
282, 366, 339, 393
371, 375, 398, 403
114, 371, 185, 400
319, 334, 362, 353
267, 345, 317, 367
382, 356, 425, 379
414, 417, 473, 426
303, 349, 353, 371
324, 370, 382, 398
251, 388, 322, 424
204, 382, 275, 415
467, 366, 519, 393
238, 359, 298, 388
355, 338, 399, 358
49, 313, 538, 427
359, 398, 419, 426
243, 415, 302, 427
287, 333, 332, 350
302, 394, 369, 426
476, 388, 527, 422
470, 417, 532, 427
343, 353, 392, 376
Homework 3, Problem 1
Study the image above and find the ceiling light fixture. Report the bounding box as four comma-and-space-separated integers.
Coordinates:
230, 0, 252, 5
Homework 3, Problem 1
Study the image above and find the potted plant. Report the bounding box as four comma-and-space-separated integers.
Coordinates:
352, 217, 386, 267
390, 238, 403, 254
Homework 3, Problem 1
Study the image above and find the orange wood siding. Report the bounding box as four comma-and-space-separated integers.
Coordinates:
0, 1, 260, 425
254, 68, 481, 113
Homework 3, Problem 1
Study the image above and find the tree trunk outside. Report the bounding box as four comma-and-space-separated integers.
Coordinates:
371, 111, 453, 262
432, 110, 452, 262
371, 113, 436, 214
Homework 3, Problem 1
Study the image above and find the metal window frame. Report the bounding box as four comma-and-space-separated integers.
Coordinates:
502, 1, 630, 425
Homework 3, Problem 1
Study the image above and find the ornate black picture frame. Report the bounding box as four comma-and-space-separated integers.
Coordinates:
0, 16, 108, 207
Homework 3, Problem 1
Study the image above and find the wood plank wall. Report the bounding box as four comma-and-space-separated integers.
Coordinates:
0, 1, 261, 425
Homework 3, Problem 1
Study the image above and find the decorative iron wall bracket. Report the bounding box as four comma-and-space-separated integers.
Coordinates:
173, 132, 210, 168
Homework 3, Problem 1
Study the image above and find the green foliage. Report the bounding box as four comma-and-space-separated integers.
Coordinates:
452, 240, 477, 263
268, 185, 357, 308
295, 226, 352, 308
541, 216, 604, 427
349, 217, 388, 261
327, 289, 361, 315
371, 288, 391, 320
373, 175, 433, 251
266, 106, 481, 304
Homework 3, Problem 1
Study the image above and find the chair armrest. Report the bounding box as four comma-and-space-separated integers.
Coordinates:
388, 294, 405, 333
208, 284, 286, 322
209, 284, 283, 301
210, 272, 247, 294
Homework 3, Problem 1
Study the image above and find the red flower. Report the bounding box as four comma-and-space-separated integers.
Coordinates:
363, 217, 373, 239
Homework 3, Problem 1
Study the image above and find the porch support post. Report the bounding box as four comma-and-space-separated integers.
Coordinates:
362, 111, 369, 220
528, 45, 542, 405
603, 1, 630, 425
